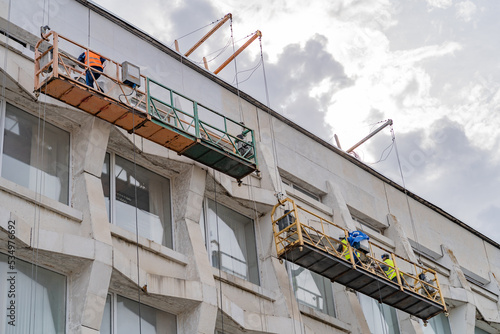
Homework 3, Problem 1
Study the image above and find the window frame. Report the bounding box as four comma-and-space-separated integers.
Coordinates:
0, 252, 68, 333
103, 151, 175, 249
200, 197, 260, 285
103, 292, 177, 334
0, 99, 73, 205
287, 261, 337, 317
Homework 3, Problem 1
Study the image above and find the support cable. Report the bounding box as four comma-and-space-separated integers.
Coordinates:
213, 171, 225, 333
391, 125, 423, 262
172, 15, 228, 45
29, 1, 51, 332
229, 18, 244, 122
259, 38, 283, 196
132, 110, 143, 334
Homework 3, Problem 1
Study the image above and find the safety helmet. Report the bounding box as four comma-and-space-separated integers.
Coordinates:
381, 253, 390, 260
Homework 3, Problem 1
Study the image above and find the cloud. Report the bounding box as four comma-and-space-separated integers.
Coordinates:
455, 1, 477, 22
364, 117, 500, 242
426, 0, 453, 10
234, 34, 352, 139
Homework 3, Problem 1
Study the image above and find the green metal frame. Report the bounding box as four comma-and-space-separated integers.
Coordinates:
146, 78, 257, 166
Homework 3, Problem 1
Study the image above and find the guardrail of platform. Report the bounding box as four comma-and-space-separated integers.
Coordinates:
271, 197, 446, 309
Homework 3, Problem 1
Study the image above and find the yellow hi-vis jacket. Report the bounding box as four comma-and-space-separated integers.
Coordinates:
383, 258, 397, 280
342, 238, 360, 261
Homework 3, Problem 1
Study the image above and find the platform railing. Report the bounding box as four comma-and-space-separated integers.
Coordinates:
147, 78, 257, 164
34, 31, 148, 114
271, 197, 446, 309
34, 31, 257, 167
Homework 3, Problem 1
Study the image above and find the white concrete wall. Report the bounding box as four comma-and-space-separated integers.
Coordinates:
0, 0, 499, 333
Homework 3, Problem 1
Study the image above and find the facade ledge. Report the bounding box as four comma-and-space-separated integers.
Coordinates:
212, 267, 276, 302
0, 177, 83, 222
109, 224, 189, 266
298, 303, 351, 332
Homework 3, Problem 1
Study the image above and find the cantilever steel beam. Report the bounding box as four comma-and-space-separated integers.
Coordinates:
214, 30, 262, 74
175, 13, 232, 57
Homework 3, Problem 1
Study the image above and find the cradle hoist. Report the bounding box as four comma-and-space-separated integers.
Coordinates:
271, 197, 447, 321
34, 31, 257, 181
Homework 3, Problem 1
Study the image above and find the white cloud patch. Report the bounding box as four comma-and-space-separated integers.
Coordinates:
426, 0, 453, 9
455, 1, 477, 22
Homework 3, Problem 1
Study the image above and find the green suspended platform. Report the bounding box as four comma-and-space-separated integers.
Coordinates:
34, 31, 258, 181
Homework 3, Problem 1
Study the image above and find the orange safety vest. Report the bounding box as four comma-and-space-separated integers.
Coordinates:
86, 51, 103, 69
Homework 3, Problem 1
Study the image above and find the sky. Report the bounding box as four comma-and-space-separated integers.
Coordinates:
92, 0, 500, 243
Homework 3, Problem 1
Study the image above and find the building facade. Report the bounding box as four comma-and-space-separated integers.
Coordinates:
0, 1, 499, 333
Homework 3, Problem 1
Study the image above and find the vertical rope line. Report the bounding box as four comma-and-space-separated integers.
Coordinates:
247, 178, 267, 332
87, 8, 91, 48
259, 38, 271, 109
30, 2, 51, 331
391, 125, 422, 260
259, 40, 282, 195
132, 109, 143, 334
283, 255, 298, 334
230, 19, 244, 122
213, 172, 224, 333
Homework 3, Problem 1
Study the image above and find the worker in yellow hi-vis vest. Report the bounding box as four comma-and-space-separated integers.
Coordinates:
381, 253, 405, 285
338, 237, 361, 265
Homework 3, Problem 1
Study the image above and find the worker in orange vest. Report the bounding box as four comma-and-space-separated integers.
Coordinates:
78, 50, 106, 91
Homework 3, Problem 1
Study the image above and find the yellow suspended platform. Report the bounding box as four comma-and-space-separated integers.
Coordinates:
272, 197, 447, 321
34, 31, 258, 181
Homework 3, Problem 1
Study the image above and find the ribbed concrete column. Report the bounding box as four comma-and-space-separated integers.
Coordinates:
442, 245, 476, 334
173, 166, 218, 334
69, 117, 113, 333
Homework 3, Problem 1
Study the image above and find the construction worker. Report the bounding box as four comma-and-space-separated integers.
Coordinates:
381, 253, 400, 284
338, 236, 361, 265
78, 50, 106, 91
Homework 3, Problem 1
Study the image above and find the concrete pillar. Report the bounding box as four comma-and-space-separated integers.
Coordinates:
385, 214, 419, 263
72, 117, 111, 243
332, 284, 371, 333
69, 117, 113, 333
172, 165, 219, 334
324, 181, 357, 232
448, 303, 476, 334
441, 244, 476, 334
385, 214, 422, 333
68, 254, 113, 334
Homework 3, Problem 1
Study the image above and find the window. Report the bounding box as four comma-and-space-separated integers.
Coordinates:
352, 215, 382, 235
359, 293, 400, 334
421, 313, 451, 334
289, 263, 336, 317
200, 199, 259, 285
101, 294, 176, 334
0, 253, 66, 333
282, 179, 320, 202
101, 153, 173, 248
1, 103, 70, 204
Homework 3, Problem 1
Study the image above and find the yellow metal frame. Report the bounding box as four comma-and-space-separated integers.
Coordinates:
271, 197, 447, 310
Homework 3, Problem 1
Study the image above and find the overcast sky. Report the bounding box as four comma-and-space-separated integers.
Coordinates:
92, 0, 500, 243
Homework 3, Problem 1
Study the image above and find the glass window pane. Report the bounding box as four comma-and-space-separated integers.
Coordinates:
290, 263, 335, 317
102, 153, 111, 222
359, 293, 400, 334
2, 103, 70, 204
206, 199, 259, 285
117, 295, 176, 334
475, 327, 490, 334
0, 253, 66, 334
114, 156, 172, 248
100, 294, 111, 334
422, 313, 451, 334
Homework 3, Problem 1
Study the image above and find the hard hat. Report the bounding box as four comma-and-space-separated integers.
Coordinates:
381, 253, 390, 259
